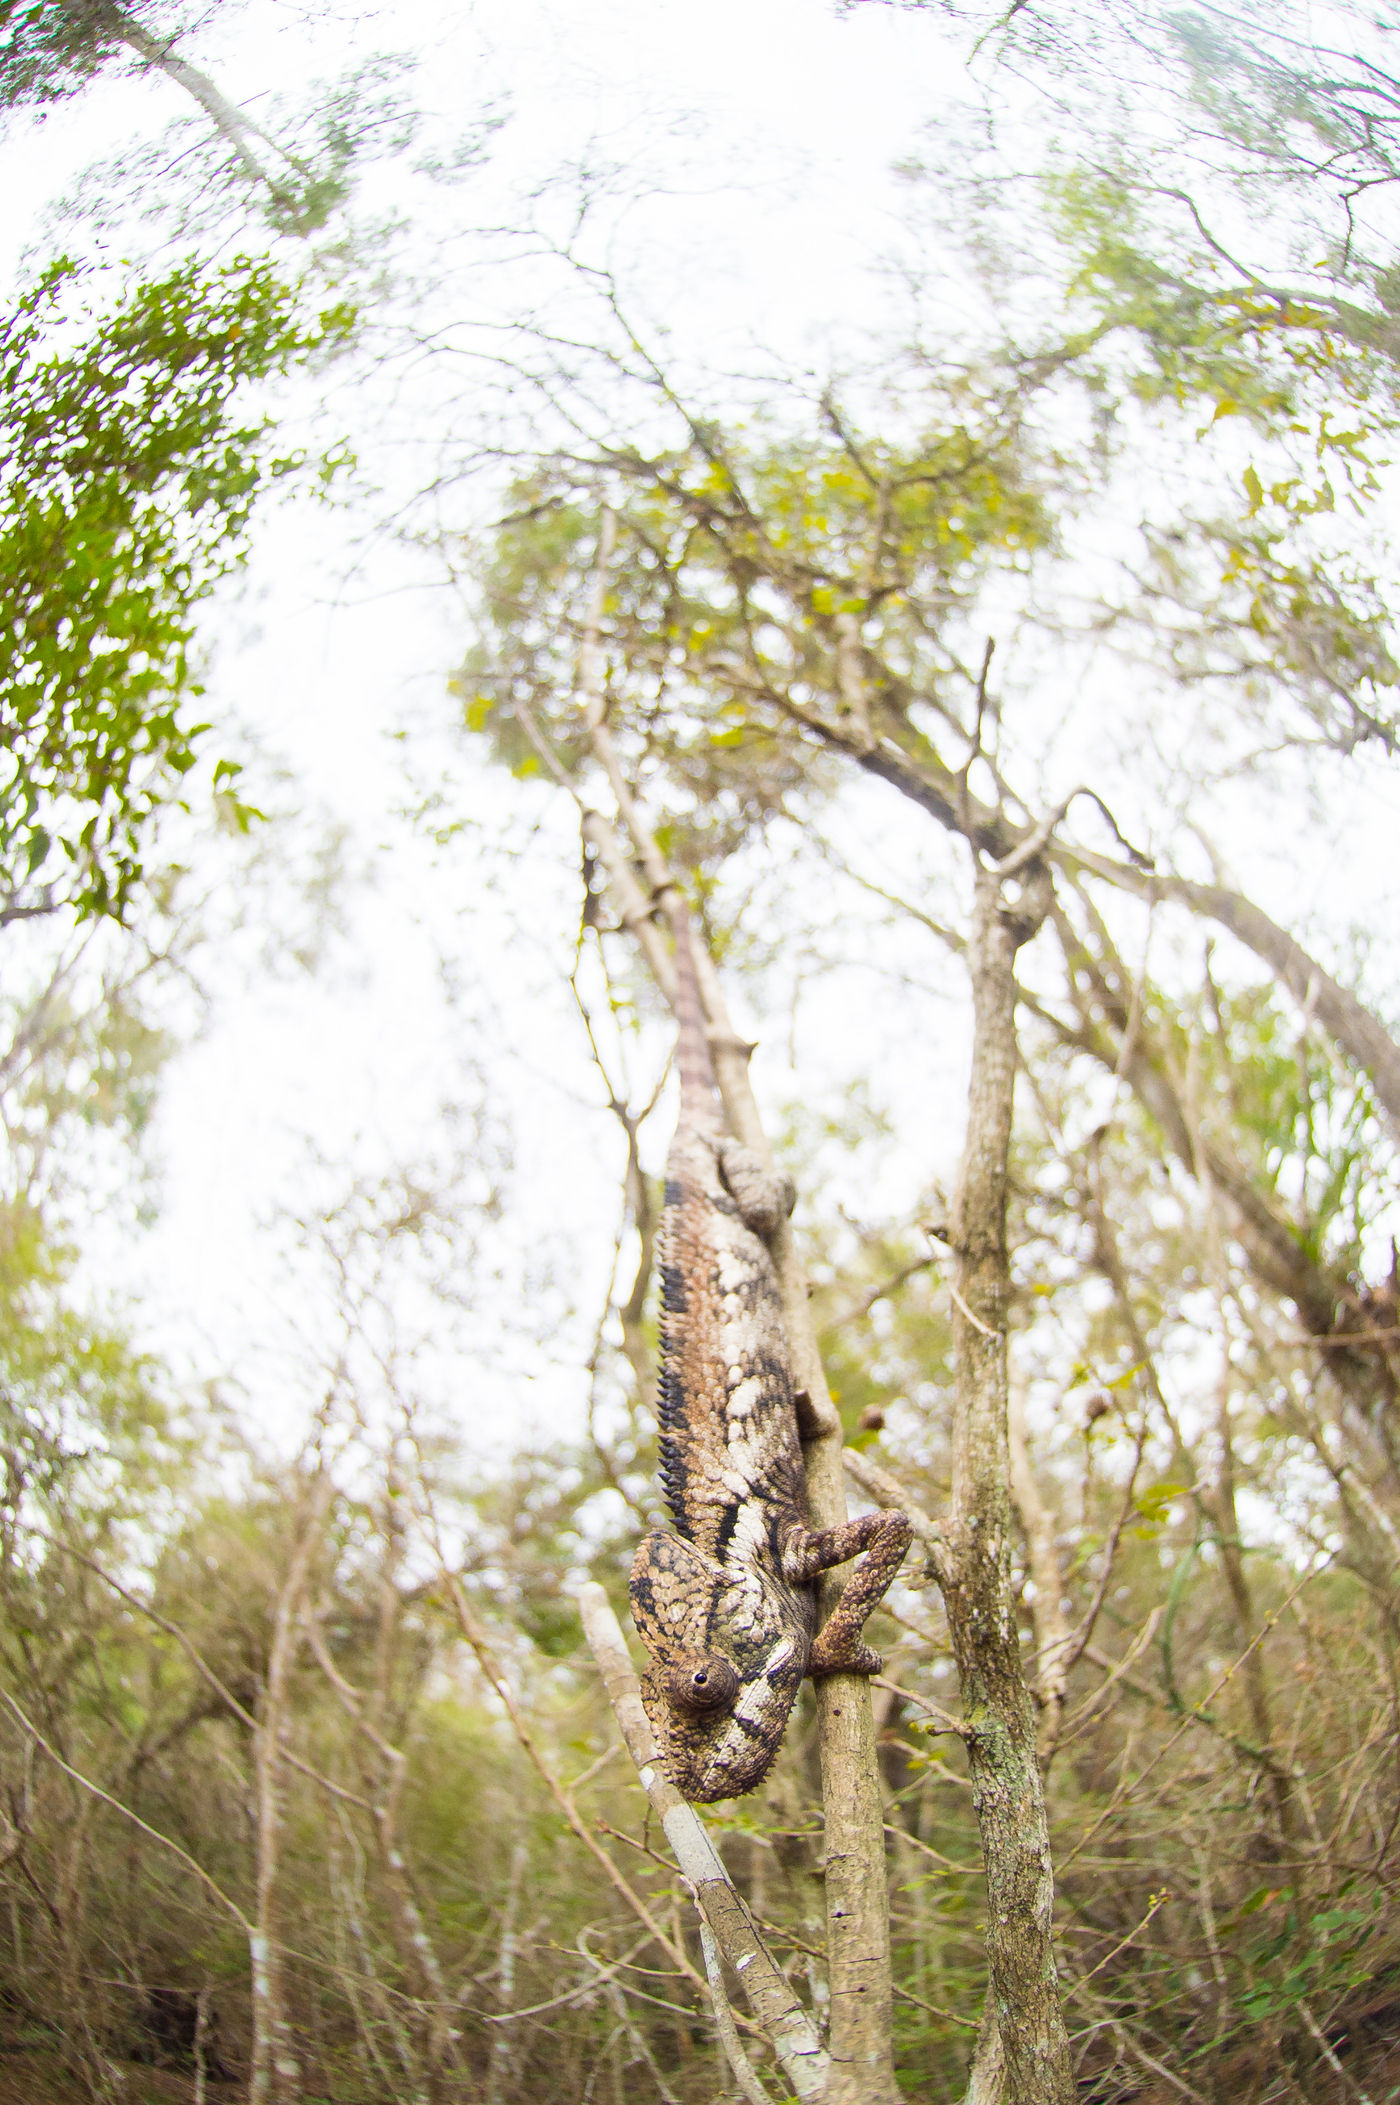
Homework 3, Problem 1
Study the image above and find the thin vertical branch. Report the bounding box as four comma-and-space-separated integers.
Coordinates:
485, 1841, 529, 2105
700, 1922, 775, 2105
577, 1583, 828, 2101
193, 1986, 211, 2105
941, 859, 1075, 2105
1007, 1366, 1073, 1762
250, 1472, 332, 2105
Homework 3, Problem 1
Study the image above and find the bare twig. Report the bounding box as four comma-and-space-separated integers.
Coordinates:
1062, 1556, 1329, 1872
0, 1689, 252, 1933
842, 1449, 949, 1578
579, 1929, 686, 2105
818, 1252, 939, 1335
436, 1564, 707, 2000
700, 1923, 774, 2105
1059, 1415, 1150, 1677
951, 1280, 998, 1339
1298, 2000, 1378, 2105
873, 1676, 970, 1740
1058, 1610, 1164, 1746
51, 1536, 373, 1812
482, 1933, 650, 2024
1064, 1891, 1169, 2000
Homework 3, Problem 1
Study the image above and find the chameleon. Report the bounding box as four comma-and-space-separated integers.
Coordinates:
628, 890, 912, 1804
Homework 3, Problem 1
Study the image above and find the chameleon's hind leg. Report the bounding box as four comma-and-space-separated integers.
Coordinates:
781, 1511, 913, 1676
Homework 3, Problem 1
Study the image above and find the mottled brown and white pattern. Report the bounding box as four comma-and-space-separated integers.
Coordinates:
628, 895, 912, 1804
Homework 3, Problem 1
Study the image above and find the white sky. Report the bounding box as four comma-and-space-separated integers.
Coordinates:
0, 0, 985, 1459
3, 0, 1399, 1468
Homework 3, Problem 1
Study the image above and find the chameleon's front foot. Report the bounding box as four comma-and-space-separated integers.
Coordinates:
782, 1509, 913, 1679
810, 1633, 884, 1677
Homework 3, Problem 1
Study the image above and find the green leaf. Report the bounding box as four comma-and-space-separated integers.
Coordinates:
0, 252, 347, 922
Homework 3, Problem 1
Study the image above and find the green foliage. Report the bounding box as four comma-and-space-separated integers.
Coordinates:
1041, 155, 1400, 739
0, 0, 154, 112
0, 1197, 175, 1527
0, 253, 353, 924
895, 3, 1400, 760
461, 404, 1051, 870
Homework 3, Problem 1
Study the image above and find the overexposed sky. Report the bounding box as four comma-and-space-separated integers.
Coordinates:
0, 0, 987, 1457
4, 0, 1399, 1467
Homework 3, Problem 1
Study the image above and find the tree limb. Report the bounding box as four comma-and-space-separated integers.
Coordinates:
576, 1584, 828, 2102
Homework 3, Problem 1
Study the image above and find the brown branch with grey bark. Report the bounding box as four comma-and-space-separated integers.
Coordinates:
578, 1585, 826, 2103
91, 1, 311, 216
940, 858, 1077, 2105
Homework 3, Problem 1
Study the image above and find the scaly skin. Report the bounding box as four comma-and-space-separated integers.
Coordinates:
629, 897, 912, 1804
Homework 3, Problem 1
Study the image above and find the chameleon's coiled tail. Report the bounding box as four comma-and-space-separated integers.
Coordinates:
664, 890, 721, 1129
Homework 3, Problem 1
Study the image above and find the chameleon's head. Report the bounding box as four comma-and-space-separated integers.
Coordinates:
629, 1530, 808, 1803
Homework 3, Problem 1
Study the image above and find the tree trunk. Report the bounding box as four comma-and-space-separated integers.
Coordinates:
940, 862, 1075, 2105
484, 1839, 528, 2105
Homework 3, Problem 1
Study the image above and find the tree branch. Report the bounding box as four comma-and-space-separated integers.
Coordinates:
576, 1584, 828, 2102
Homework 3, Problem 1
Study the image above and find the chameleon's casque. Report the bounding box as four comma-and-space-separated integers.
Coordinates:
628, 894, 911, 1804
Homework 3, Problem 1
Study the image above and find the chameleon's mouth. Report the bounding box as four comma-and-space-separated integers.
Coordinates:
662, 1709, 792, 1803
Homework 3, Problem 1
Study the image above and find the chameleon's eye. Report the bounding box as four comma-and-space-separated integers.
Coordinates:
666, 1654, 739, 1715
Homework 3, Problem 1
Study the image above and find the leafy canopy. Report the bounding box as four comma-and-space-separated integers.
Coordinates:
0, 254, 353, 925
0, 0, 142, 111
